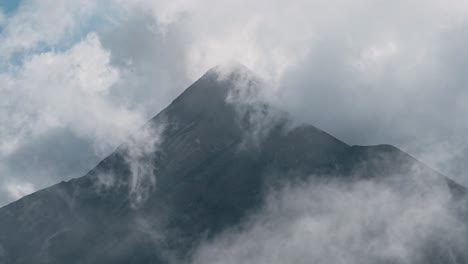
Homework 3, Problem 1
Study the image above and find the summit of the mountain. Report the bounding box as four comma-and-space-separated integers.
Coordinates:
0, 66, 466, 264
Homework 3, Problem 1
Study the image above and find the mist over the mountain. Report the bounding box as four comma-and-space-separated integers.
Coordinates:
0, 66, 467, 263
1, 1, 468, 263
193, 177, 467, 264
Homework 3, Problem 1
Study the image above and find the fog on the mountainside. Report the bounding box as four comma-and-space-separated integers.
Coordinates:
94, 121, 166, 208
85, 69, 468, 263
179, 67, 468, 264
191, 172, 467, 264
91, 126, 468, 264
1, 1, 468, 263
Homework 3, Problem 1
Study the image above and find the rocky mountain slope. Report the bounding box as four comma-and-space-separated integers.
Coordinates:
0, 65, 466, 264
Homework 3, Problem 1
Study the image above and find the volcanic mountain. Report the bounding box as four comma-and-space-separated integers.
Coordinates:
0, 65, 467, 263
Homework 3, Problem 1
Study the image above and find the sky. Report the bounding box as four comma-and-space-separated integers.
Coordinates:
1, 0, 468, 206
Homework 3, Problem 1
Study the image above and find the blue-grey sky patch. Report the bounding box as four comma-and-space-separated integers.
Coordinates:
0, 0, 21, 14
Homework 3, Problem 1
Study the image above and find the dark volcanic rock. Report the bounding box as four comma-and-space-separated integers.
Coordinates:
0, 65, 466, 264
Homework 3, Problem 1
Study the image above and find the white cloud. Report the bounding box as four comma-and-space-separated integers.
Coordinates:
4, 181, 35, 200
193, 173, 467, 264
0, 32, 145, 156
0, 0, 96, 59
124, 121, 165, 208
0, 32, 149, 205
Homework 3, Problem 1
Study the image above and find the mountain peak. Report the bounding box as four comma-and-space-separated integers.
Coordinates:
192, 63, 261, 96
166, 63, 264, 127
1, 65, 466, 264
207, 62, 256, 78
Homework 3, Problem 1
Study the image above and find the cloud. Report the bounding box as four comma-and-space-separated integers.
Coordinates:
122, 121, 165, 208
2, 0, 468, 204
102, 0, 468, 187
4, 180, 35, 201
0, 32, 143, 155
192, 171, 467, 264
97, 12, 192, 117
90, 116, 166, 209
0, 4, 467, 262
269, 16, 468, 184
0, 0, 96, 59
0, 31, 146, 205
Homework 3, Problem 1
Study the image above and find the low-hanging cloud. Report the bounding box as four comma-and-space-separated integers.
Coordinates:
123, 121, 165, 208
92, 120, 166, 208
191, 170, 468, 264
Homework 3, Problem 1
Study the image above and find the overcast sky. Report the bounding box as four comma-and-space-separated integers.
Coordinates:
1, 0, 468, 206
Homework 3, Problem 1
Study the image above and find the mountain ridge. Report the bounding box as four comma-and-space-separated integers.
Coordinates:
0, 65, 467, 264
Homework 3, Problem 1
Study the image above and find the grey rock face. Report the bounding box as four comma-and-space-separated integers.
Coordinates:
0, 66, 466, 264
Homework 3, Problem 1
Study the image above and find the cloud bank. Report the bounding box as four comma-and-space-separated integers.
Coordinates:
192, 172, 467, 264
